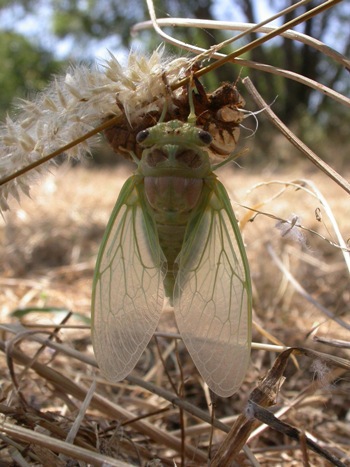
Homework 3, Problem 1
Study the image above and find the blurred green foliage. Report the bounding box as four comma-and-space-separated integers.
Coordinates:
0, 31, 64, 119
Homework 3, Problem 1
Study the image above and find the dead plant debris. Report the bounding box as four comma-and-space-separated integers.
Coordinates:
1, 166, 349, 465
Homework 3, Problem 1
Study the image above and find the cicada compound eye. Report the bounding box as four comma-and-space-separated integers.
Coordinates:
198, 130, 212, 145
136, 129, 150, 144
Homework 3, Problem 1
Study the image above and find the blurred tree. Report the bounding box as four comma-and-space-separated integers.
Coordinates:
234, 0, 349, 120
50, 0, 217, 48
0, 31, 63, 119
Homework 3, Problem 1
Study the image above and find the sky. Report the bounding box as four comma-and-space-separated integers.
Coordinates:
0, 0, 292, 61
1, 0, 348, 63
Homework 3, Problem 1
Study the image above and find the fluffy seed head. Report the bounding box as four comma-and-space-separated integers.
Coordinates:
0, 48, 190, 212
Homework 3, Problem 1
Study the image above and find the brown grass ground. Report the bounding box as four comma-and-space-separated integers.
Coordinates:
0, 160, 349, 466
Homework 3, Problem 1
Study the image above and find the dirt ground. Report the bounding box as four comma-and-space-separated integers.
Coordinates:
0, 161, 349, 465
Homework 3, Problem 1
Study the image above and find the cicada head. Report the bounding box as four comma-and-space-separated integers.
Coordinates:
136, 120, 213, 177
104, 81, 244, 163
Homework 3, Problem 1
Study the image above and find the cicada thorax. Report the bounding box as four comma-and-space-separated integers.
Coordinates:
104, 80, 245, 163
137, 121, 216, 299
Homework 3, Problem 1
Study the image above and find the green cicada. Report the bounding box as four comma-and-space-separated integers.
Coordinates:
92, 117, 252, 397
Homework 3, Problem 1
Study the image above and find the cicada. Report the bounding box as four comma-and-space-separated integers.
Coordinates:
92, 117, 252, 397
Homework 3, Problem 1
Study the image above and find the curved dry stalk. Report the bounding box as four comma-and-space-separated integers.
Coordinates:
314, 336, 350, 349
240, 203, 348, 254
240, 62, 349, 107
144, 0, 346, 88
239, 174, 349, 335
267, 244, 350, 331
242, 178, 350, 257
133, 17, 349, 70
138, 5, 349, 108
297, 178, 350, 272
243, 77, 350, 195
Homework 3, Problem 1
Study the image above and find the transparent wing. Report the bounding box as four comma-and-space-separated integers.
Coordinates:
174, 181, 252, 397
92, 177, 166, 382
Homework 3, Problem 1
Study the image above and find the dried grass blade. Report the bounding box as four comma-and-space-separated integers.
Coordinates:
211, 347, 293, 465
0, 323, 230, 432
175, 0, 343, 85
0, 116, 122, 188
267, 244, 350, 331
243, 77, 350, 195
212, 347, 350, 465
0, 338, 208, 463
133, 19, 349, 70
249, 401, 346, 466
0, 420, 131, 467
